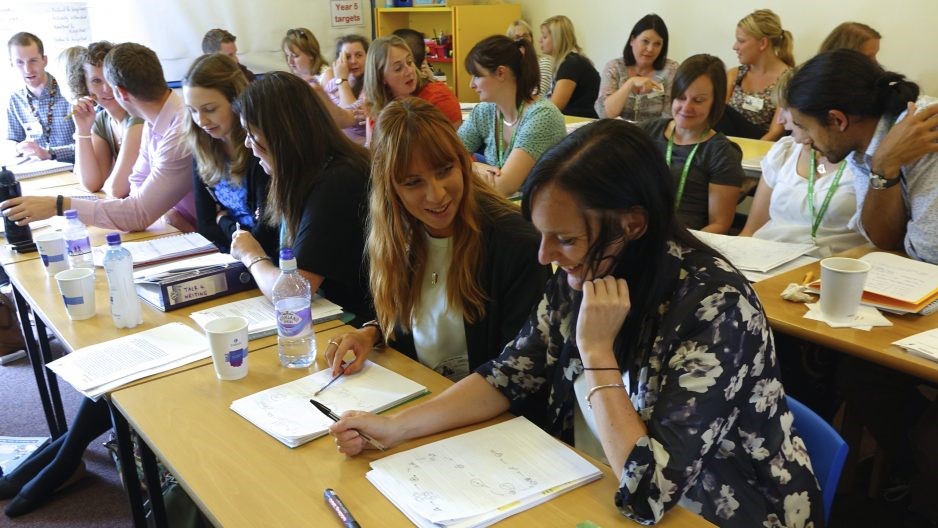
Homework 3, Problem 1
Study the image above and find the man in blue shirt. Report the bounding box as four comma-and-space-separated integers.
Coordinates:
6, 32, 75, 163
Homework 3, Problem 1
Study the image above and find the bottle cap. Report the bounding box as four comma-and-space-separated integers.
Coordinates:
64, 209, 78, 219
106, 232, 122, 246
279, 247, 294, 261
0, 166, 14, 184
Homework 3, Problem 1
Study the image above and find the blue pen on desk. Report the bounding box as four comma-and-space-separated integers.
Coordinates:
324, 488, 361, 528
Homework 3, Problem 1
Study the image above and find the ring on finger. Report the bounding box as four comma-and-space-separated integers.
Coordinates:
328, 339, 340, 346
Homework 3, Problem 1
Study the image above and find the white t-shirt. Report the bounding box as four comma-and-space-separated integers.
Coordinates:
411, 234, 469, 381
754, 136, 866, 256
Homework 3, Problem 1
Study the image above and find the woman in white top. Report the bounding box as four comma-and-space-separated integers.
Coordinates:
740, 106, 865, 255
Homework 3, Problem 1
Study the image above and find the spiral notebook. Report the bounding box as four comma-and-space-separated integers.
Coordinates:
92, 232, 216, 268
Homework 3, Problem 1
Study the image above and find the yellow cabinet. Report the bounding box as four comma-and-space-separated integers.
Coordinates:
375, 3, 522, 102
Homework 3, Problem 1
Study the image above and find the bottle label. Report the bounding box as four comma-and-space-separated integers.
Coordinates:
67, 236, 91, 256
277, 305, 311, 337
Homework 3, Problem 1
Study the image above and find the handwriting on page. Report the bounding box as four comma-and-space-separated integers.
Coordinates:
862, 252, 938, 304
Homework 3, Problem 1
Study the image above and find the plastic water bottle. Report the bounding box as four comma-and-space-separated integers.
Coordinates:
272, 248, 315, 368
63, 209, 94, 269
102, 232, 142, 329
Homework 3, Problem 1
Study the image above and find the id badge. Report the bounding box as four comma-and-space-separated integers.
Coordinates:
24, 120, 43, 139
742, 95, 764, 112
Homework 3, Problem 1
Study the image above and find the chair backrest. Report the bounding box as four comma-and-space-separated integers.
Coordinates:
787, 395, 849, 524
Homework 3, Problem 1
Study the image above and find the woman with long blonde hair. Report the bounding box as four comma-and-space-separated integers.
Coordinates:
539, 15, 599, 117
326, 98, 549, 382
723, 9, 793, 140
281, 27, 324, 84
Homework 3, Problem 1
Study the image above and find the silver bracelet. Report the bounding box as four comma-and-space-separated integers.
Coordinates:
73, 133, 92, 140
245, 255, 271, 271
586, 383, 626, 409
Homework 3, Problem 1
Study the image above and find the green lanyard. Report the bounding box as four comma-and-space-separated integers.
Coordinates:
665, 126, 707, 207
495, 103, 524, 167
807, 149, 846, 242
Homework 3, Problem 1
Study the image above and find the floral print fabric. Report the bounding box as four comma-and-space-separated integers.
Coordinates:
475, 240, 823, 527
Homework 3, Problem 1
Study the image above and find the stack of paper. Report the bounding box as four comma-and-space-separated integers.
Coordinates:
807, 252, 938, 314
894, 329, 938, 362
368, 417, 602, 528
230, 361, 428, 448
190, 295, 343, 340
46, 323, 210, 399
691, 230, 818, 280
92, 232, 216, 267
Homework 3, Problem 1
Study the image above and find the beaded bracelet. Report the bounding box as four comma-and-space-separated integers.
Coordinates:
586, 383, 626, 408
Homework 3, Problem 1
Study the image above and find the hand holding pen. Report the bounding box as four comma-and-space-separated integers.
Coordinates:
311, 400, 387, 451
324, 331, 373, 377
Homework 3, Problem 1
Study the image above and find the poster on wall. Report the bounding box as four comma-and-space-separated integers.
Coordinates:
329, 0, 364, 28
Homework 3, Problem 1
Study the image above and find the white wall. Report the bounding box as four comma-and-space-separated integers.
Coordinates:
509, 0, 938, 96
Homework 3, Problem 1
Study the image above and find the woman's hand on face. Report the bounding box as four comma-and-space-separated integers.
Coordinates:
333, 53, 350, 81
576, 276, 631, 363
71, 96, 97, 133
229, 229, 264, 263
324, 329, 374, 376
329, 411, 397, 456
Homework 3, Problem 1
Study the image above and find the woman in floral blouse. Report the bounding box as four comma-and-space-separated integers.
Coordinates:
331, 119, 823, 527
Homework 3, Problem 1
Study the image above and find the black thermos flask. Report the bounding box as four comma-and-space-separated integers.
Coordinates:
0, 166, 37, 252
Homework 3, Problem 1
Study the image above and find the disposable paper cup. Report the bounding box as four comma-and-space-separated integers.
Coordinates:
54, 268, 96, 320
205, 316, 249, 380
35, 232, 70, 276
819, 257, 871, 322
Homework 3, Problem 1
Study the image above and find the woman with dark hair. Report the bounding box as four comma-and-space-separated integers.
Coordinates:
641, 54, 743, 233
324, 97, 548, 381
232, 72, 374, 325
540, 15, 600, 118
459, 35, 565, 197
184, 53, 277, 256
64, 41, 143, 195
319, 34, 369, 144
363, 35, 461, 141
595, 14, 678, 122
330, 119, 822, 527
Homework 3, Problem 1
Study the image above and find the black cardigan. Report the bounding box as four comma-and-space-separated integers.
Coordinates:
193, 155, 278, 258
390, 204, 551, 371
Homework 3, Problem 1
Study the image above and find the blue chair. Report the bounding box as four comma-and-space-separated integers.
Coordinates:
787, 395, 849, 524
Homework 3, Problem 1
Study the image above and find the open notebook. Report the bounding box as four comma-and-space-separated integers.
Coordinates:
92, 232, 216, 268
190, 295, 343, 340
230, 361, 428, 448
367, 416, 602, 528
690, 230, 817, 275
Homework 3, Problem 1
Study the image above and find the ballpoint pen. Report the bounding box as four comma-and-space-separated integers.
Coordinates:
309, 399, 386, 450
313, 361, 349, 396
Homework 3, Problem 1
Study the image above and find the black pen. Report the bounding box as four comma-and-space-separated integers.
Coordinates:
309, 399, 386, 451
324, 488, 361, 528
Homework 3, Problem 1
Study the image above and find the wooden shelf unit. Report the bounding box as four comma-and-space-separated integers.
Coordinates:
375, 4, 522, 102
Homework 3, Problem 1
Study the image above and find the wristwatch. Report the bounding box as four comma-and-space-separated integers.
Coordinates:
336, 78, 347, 85
869, 171, 901, 190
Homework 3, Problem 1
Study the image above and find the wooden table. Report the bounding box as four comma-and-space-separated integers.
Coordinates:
111, 326, 713, 528
753, 245, 938, 384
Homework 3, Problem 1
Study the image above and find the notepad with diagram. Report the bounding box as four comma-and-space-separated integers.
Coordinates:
230, 361, 428, 448
190, 294, 343, 340
367, 416, 603, 528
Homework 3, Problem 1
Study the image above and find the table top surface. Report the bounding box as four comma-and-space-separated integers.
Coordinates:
753, 245, 938, 383
111, 326, 713, 528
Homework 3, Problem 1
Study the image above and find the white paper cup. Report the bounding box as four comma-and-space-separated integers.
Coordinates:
205, 316, 249, 380
35, 232, 70, 276
820, 257, 872, 322
54, 268, 96, 320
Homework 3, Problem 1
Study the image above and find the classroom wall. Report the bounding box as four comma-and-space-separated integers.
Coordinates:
510, 0, 938, 96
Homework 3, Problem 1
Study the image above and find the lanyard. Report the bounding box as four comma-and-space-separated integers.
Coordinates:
807, 149, 846, 241
495, 103, 524, 167
665, 125, 707, 207
26, 77, 58, 145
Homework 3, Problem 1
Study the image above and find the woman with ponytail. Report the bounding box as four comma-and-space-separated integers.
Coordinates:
458, 35, 565, 196
723, 9, 792, 140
